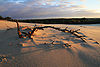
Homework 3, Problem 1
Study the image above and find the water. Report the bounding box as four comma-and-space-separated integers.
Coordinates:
68, 24, 100, 26
87, 24, 100, 26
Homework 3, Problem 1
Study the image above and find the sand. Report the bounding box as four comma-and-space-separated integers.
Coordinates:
0, 20, 100, 67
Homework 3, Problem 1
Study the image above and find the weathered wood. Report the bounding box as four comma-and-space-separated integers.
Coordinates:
29, 26, 88, 43
16, 21, 23, 38
15, 22, 89, 43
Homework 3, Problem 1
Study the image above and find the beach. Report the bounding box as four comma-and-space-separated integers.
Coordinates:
0, 20, 100, 67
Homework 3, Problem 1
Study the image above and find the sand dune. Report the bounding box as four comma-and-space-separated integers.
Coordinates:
0, 20, 100, 67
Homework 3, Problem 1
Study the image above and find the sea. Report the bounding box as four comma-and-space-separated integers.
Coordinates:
68, 24, 100, 26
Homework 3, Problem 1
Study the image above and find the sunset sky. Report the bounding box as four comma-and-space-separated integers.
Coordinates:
0, 0, 100, 19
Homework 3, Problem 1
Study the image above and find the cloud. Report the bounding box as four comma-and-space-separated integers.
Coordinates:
0, 0, 100, 19
80, 0, 86, 1
74, 10, 100, 18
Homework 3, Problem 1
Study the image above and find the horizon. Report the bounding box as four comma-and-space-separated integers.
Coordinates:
0, 0, 100, 19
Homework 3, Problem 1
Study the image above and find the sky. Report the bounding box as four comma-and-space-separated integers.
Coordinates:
0, 0, 100, 19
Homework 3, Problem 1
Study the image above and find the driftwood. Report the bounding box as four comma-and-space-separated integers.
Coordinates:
29, 26, 88, 42
16, 21, 99, 44
16, 21, 87, 42
16, 21, 23, 38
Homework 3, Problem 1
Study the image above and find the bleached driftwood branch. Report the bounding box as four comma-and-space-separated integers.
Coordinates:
16, 20, 23, 38
29, 26, 87, 42
16, 21, 99, 44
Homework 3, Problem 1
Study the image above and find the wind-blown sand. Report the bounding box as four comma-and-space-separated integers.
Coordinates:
0, 20, 100, 67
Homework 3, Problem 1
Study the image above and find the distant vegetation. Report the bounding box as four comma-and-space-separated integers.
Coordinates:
18, 18, 100, 24
0, 15, 12, 21
0, 15, 100, 24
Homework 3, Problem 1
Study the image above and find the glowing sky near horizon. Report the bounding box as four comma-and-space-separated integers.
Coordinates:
0, 0, 100, 19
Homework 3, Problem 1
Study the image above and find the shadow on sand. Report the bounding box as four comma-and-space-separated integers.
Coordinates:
0, 26, 100, 67
77, 49, 100, 67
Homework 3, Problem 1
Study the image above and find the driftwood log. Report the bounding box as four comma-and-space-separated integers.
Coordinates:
16, 21, 99, 44
29, 26, 88, 42
16, 21, 23, 38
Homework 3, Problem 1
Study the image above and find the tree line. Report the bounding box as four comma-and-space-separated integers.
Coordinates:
0, 15, 12, 20
0, 15, 100, 24
18, 18, 100, 24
